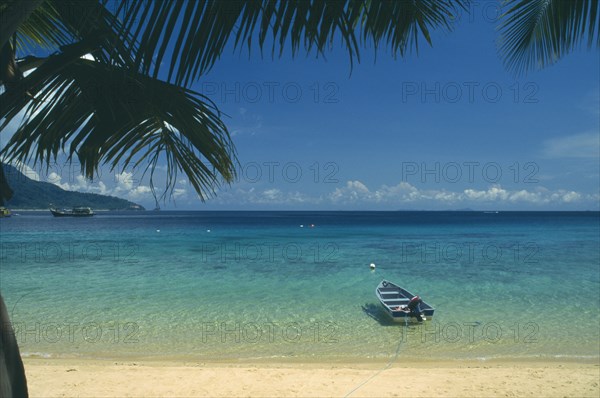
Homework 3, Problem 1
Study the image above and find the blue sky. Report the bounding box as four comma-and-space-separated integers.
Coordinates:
7, 6, 600, 210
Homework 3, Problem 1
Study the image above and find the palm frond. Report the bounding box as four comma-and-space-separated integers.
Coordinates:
48, 0, 136, 66
118, 0, 468, 86
498, 0, 600, 75
0, 59, 237, 201
12, 0, 71, 54
8, 0, 135, 66
0, 0, 45, 49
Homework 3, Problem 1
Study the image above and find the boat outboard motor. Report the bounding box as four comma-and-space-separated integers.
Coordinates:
407, 295, 424, 322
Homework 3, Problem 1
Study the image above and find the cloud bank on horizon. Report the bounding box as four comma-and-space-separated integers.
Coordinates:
10, 160, 599, 210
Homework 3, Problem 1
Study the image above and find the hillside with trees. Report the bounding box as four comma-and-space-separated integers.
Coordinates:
2, 163, 144, 210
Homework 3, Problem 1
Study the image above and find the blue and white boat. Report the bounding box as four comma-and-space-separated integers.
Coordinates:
375, 279, 435, 322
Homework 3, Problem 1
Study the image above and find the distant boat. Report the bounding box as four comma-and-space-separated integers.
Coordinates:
49, 206, 94, 217
375, 280, 435, 323
0, 207, 11, 218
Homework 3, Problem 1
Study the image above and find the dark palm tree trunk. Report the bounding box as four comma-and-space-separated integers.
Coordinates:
0, 164, 13, 206
0, 294, 29, 397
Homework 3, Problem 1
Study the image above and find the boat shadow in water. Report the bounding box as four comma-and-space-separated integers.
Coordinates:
361, 303, 403, 326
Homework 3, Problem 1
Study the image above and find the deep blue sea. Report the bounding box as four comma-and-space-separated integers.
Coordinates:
1, 211, 599, 362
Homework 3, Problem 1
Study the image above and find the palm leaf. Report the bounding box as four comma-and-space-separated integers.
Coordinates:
0, 0, 45, 49
498, 0, 600, 75
11, 0, 70, 54
48, 0, 137, 66
0, 59, 237, 200
7, 0, 136, 69
117, 0, 468, 86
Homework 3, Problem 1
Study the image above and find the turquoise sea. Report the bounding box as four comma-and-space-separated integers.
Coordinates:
1, 211, 599, 362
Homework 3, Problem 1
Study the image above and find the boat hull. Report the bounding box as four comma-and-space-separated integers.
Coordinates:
50, 208, 94, 217
375, 280, 435, 323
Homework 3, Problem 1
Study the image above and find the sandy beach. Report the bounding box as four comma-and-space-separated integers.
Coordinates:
24, 358, 599, 397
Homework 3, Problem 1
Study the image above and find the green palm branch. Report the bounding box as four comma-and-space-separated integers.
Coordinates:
117, 0, 467, 85
498, 0, 599, 75
1, 59, 235, 200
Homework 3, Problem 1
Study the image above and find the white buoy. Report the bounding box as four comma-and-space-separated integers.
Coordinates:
156, 229, 160, 233
300, 225, 304, 228
370, 263, 376, 270
207, 229, 211, 233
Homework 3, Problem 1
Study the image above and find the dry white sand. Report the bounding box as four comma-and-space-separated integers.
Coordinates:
24, 358, 599, 397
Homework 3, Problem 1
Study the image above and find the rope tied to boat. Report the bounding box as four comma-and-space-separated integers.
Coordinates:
343, 318, 407, 398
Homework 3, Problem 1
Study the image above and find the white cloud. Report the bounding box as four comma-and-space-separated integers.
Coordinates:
433, 191, 461, 202
262, 188, 281, 201
126, 186, 152, 200
209, 186, 319, 206
173, 188, 187, 199
508, 189, 543, 203
0, 161, 43, 181
330, 180, 425, 204
330, 180, 372, 202
37, 167, 154, 204
114, 171, 135, 191
323, 180, 590, 207
541, 132, 600, 158
549, 190, 582, 203
46, 172, 111, 196
230, 111, 262, 137
14, 162, 41, 181
463, 186, 509, 201
10, 156, 594, 209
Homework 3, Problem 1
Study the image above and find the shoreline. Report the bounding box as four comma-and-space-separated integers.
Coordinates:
5, 209, 600, 212
24, 357, 600, 397
21, 353, 600, 365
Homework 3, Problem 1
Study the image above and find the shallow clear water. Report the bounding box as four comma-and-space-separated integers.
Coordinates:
1, 211, 598, 362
